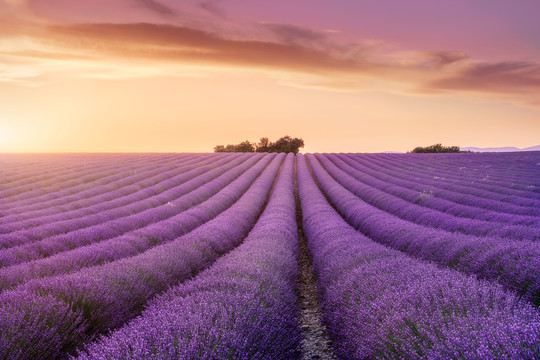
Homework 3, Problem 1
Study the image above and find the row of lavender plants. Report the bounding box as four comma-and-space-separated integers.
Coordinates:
0, 154, 237, 239
0, 154, 252, 251
0, 153, 284, 359
382, 151, 540, 183
0, 153, 183, 203
318, 154, 540, 240
383, 152, 538, 179
0, 153, 143, 190
335, 154, 540, 225
364, 153, 540, 202
0, 153, 208, 218
1, 153, 183, 184
387, 152, 540, 186
364, 152, 540, 200
297, 154, 540, 359
306, 154, 540, 305
348, 153, 540, 212
0, 153, 272, 289
0, 154, 205, 217
75, 153, 302, 360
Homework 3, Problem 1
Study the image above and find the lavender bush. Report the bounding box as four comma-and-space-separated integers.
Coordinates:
298, 154, 540, 359
306, 153, 540, 305
335, 153, 540, 226
318, 154, 540, 240
76, 154, 301, 360
0, 154, 244, 248
355, 153, 540, 205
0, 151, 538, 359
0, 154, 272, 289
0, 153, 214, 223
0, 154, 259, 269
0, 154, 283, 359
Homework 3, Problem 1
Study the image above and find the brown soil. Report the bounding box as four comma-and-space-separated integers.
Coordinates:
294, 160, 337, 360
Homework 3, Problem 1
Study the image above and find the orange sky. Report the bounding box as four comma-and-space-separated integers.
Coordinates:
1, 0, 539, 153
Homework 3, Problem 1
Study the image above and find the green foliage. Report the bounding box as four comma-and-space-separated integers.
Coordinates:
213, 140, 255, 153
214, 136, 304, 154
409, 143, 466, 153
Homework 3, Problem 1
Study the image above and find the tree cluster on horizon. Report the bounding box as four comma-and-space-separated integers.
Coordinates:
409, 143, 469, 153
214, 136, 304, 154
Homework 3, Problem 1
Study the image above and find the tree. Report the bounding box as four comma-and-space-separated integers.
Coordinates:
214, 136, 304, 153
288, 137, 305, 154
270, 135, 304, 154
256, 137, 271, 153
235, 140, 256, 153
213, 140, 255, 152
410, 143, 463, 153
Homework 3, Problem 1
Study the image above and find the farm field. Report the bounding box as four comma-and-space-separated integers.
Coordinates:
0, 151, 539, 359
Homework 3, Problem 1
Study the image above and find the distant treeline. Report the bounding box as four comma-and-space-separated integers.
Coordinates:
214, 136, 304, 154
409, 143, 470, 153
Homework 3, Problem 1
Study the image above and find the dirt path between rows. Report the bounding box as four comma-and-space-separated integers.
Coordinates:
294, 160, 337, 360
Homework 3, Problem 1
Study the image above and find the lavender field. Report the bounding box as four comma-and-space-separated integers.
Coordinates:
0, 152, 539, 359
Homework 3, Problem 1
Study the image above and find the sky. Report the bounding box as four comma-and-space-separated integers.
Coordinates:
0, 0, 539, 153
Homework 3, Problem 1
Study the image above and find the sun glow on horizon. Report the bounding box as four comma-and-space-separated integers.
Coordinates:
0, 0, 539, 153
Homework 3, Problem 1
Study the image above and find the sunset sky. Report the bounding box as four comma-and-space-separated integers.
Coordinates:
1, 0, 539, 153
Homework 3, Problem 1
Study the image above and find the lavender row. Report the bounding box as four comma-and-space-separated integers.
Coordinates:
336, 154, 540, 225
378, 152, 540, 185
0, 153, 204, 213
391, 152, 540, 185
373, 152, 540, 206
0, 154, 250, 251
307, 154, 540, 305
76, 154, 301, 360
368, 152, 540, 200
0, 153, 156, 183
361, 152, 540, 202
0, 153, 271, 288
0, 155, 167, 207
0, 158, 188, 222
351, 153, 540, 211
0, 154, 231, 232
0, 155, 201, 225
320, 154, 540, 241
0, 153, 177, 189
0, 153, 283, 360
297, 154, 540, 359
0, 153, 235, 249
0, 154, 264, 272
0, 153, 178, 203
0, 153, 144, 191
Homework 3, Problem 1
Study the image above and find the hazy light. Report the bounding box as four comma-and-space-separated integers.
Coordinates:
0, 1, 538, 153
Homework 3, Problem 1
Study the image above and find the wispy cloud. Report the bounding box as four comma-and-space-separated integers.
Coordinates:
132, 0, 177, 18
429, 61, 540, 92
261, 23, 329, 45
422, 51, 468, 68
257, 22, 366, 61
199, 0, 226, 19
418, 61, 540, 108
44, 22, 370, 74
1, 7, 540, 108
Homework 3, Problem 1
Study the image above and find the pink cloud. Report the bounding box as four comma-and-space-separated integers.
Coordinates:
1, 1, 539, 108
427, 62, 540, 94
